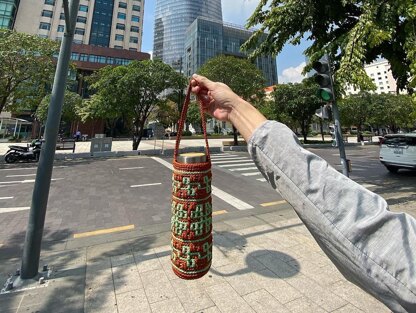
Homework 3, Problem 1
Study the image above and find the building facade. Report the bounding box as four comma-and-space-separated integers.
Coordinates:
0, 0, 19, 29
153, 0, 222, 70
14, 0, 145, 52
184, 17, 278, 86
345, 59, 401, 95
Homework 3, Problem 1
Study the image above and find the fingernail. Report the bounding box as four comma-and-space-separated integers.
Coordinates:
192, 74, 198, 78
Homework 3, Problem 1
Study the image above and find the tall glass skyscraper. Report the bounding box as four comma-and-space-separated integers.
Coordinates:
153, 0, 222, 70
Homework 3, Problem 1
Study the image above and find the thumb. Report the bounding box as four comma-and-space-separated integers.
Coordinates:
192, 74, 215, 90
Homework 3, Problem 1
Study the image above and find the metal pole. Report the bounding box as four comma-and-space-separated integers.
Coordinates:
326, 54, 349, 177
20, 0, 79, 279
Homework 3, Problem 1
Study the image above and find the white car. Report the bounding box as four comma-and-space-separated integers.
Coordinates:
379, 133, 416, 173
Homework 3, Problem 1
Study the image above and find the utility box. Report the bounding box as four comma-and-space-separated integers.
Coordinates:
90, 137, 112, 154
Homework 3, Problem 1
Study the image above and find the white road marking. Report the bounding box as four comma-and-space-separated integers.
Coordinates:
6, 174, 36, 178
229, 167, 258, 172
361, 183, 378, 189
0, 178, 64, 185
257, 178, 267, 182
119, 167, 144, 171
218, 163, 254, 168
131, 183, 162, 188
242, 172, 262, 177
0, 207, 30, 213
0, 196, 14, 200
0, 166, 67, 171
210, 154, 238, 159
209, 156, 242, 160
152, 157, 254, 210
212, 159, 250, 164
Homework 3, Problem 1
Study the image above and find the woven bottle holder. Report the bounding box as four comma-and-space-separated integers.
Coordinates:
171, 83, 212, 280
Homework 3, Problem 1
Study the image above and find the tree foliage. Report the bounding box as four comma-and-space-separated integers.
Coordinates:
0, 29, 59, 114
198, 55, 266, 143
244, 0, 416, 97
338, 92, 416, 132
84, 60, 186, 150
36, 90, 82, 124
271, 79, 322, 142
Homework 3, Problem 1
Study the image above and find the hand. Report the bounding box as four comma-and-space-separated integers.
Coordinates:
190, 74, 241, 122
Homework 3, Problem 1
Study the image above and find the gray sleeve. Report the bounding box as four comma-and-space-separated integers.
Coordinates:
248, 120, 416, 313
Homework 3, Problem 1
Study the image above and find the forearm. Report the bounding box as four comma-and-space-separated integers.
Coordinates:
228, 98, 267, 142
248, 121, 416, 312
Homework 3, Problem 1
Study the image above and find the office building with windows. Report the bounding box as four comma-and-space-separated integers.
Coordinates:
0, 0, 19, 29
14, 0, 145, 51
345, 59, 404, 95
184, 17, 278, 86
153, 0, 222, 70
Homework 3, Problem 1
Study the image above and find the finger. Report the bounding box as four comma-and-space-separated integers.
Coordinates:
192, 74, 215, 90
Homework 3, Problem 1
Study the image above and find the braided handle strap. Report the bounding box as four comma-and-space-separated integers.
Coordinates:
174, 83, 211, 162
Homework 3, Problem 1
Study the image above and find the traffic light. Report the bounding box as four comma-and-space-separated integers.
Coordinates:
313, 61, 334, 102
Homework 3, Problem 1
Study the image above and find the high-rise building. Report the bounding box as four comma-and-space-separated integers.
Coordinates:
0, 0, 19, 29
14, 0, 145, 51
153, 0, 222, 69
345, 59, 404, 95
184, 17, 278, 86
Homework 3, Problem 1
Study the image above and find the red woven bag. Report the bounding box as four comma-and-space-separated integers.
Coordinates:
171, 83, 212, 280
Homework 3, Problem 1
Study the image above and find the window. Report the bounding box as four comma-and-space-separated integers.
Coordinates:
129, 36, 138, 43
98, 56, 106, 63
132, 5, 140, 11
131, 15, 140, 22
75, 28, 85, 35
116, 23, 125, 30
79, 5, 88, 12
79, 53, 88, 61
106, 57, 114, 64
89, 55, 98, 63
44, 0, 55, 5
57, 25, 65, 32
60, 13, 65, 19
114, 45, 123, 49
115, 34, 124, 41
118, 2, 127, 8
117, 12, 126, 19
129, 48, 137, 51
71, 52, 79, 60
77, 16, 87, 23
130, 26, 139, 32
41, 10, 53, 17
73, 39, 82, 44
39, 22, 51, 30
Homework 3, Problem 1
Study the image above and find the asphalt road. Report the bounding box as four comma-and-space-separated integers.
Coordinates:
0, 145, 414, 259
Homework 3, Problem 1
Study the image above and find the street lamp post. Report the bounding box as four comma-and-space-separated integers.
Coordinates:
20, 0, 80, 279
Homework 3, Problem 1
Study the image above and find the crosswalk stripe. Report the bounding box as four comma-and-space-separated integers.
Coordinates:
229, 167, 258, 172
257, 178, 267, 182
0, 197, 13, 200
212, 210, 227, 216
218, 163, 254, 168
242, 172, 262, 176
0, 207, 30, 213
212, 159, 250, 164
210, 154, 238, 159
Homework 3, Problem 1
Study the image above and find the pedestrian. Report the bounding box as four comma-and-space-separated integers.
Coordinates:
75, 130, 81, 141
190, 74, 415, 313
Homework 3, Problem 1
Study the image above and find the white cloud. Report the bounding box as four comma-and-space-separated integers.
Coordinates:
278, 62, 306, 84
222, 0, 259, 25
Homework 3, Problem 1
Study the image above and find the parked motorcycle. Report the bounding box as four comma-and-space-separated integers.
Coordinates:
4, 139, 44, 163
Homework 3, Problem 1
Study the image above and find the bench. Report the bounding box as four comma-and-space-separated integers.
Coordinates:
56, 140, 76, 153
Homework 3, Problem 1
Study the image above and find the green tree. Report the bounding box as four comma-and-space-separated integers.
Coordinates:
151, 100, 179, 129
0, 30, 59, 115
244, 1, 416, 97
86, 60, 186, 150
338, 92, 375, 137
198, 55, 266, 144
36, 90, 82, 124
272, 79, 322, 142
370, 93, 416, 132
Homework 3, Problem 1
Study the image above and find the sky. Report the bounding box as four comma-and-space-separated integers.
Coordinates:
142, 0, 309, 83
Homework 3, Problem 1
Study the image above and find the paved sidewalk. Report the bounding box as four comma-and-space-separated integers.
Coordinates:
1, 214, 391, 313
0, 136, 379, 156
